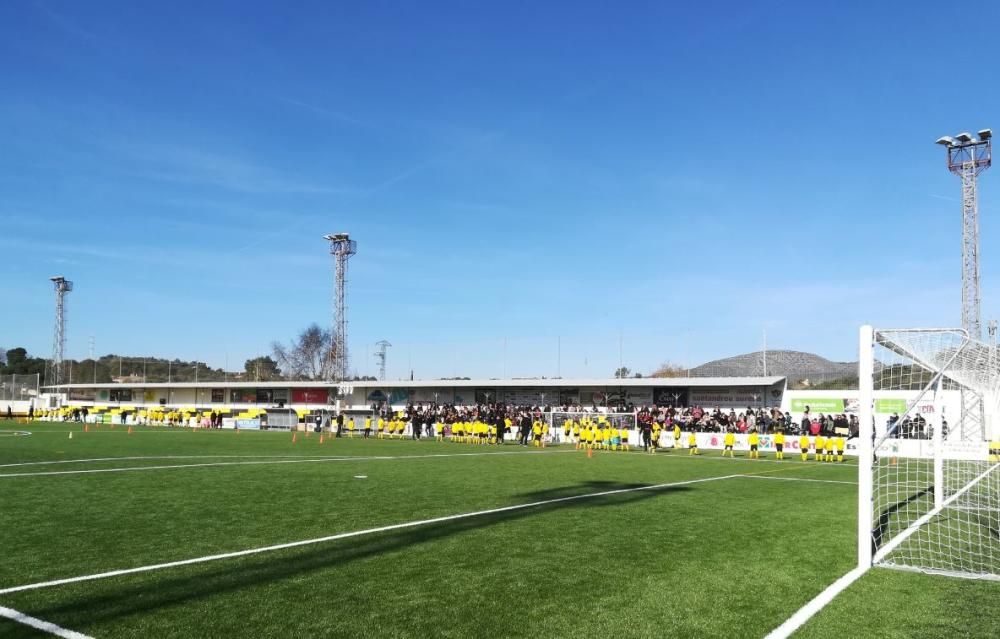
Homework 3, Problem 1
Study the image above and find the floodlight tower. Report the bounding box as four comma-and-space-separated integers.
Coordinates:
374, 340, 391, 381
936, 129, 992, 339
323, 233, 357, 381
49, 276, 73, 386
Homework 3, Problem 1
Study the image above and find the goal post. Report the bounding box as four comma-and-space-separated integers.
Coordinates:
858, 325, 1000, 580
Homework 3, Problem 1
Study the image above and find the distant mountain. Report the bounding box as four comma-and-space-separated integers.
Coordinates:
689, 350, 856, 384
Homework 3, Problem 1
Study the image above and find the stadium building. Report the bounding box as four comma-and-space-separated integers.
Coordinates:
41, 376, 787, 416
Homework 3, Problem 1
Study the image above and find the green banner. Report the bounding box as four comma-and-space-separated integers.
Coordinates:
875, 398, 908, 414
790, 398, 844, 413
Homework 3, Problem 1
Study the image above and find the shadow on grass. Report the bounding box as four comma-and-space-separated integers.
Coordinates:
31, 481, 692, 626
872, 486, 931, 554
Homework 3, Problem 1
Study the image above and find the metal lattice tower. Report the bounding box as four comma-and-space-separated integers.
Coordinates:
48, 276, 73, 386
937, 129, 992, 339
374, 340, 391, 381
937, 130, 992, 442
323, 233, 357, 381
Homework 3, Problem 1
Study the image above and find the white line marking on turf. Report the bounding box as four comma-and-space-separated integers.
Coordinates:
0, 473, 739, 596
0, 455, 355, 469
0, 604, 93, 639
763, 567, 867, 639
0, 449, 575, 478
737, 475, 857, 486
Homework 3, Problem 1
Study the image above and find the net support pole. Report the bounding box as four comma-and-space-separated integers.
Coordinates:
933, 377, 945, 510
857, 325, 874, 570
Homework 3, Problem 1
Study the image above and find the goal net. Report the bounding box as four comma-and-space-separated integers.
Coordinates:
859, 326, 1000, 580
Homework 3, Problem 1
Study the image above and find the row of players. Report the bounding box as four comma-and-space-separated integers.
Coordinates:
336, 415, 848, 461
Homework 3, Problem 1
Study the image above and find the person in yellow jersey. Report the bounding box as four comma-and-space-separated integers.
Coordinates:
531, 420, 542, 447
563, 418, 572, 441
989, 438, 1000, 463
603, 424, 615, 450
651, 422, 662, 453
799, 432, 810, 461
619, 425, 630, 452
747, 428, 760, 459
453, 421, 463, 443
573, 421, 582, 449
722, 429, 736, 457
375, 417, 384, 439
687, 430, 699, 455
589, 424, 599, 450
610, 426, 621, 451
814, 434, 825, 461
835, 434, 846, 462
824, 435, 835, 462
774, 430, 785, 460
673, 422, 682, 449
363, 416, 373, 439
346, 417, 355, 438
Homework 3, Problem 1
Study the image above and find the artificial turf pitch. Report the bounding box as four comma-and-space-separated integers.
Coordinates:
0, 421, 997, 638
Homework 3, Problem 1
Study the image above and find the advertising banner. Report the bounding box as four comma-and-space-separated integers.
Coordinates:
688, 388, 761, 407
790, 398, 845, 413
500, 388, 553, 406
291, 388, 329, 404
410, 388, 454, 405
606, 388, 654, 406
653, 388, 687, 406
875, 398, 908, 414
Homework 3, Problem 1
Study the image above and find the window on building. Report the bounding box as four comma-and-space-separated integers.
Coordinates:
109, 389, 133, 402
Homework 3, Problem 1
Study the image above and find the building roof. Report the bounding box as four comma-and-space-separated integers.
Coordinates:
46, 376, 786, 390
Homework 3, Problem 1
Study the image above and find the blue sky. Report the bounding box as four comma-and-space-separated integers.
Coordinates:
2, 0, 999, 380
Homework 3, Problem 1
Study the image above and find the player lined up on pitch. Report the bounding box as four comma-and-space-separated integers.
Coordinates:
565, 416, 631, 451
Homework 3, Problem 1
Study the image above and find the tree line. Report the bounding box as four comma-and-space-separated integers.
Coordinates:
0, 322, 377, 385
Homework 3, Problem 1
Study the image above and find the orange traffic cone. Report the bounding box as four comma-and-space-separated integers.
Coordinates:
319, 434, 324, 444
127, 426, 133, 435
587, 447, 593, 458
292, 432, 297, 444
84, 424, 89, 433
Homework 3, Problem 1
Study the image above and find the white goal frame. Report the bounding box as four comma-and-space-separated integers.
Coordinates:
858, 324, 1000, 581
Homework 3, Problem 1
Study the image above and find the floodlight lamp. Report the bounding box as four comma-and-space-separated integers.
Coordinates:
956, 132, 974, 143
978, 129, 992, 141
936, 136, 956, 146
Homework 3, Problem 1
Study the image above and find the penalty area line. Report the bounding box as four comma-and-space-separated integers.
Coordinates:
0, 604, 93, 639
736, 474, 857, 486
0, 473, 740, 596
763, 567, 867, 639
